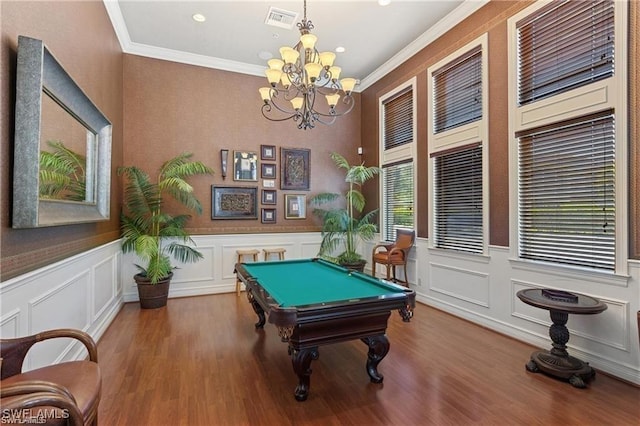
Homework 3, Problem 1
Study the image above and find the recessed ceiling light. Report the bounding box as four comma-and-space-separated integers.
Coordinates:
192, 13, 206, 23
335, 46, 346, 53
378, 0, 391, 6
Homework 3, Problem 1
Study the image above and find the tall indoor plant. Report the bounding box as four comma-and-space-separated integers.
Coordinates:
119, 152, 213, 308
310, 152, 380, 272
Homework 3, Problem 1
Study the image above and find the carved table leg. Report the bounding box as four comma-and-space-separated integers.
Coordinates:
361, 335, 390, 383
290, 347, 319, 401
526, 309, 596, 387
246, 291, 265, 329
398, 304, 414, 322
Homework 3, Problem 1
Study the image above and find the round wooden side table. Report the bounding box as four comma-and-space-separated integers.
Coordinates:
517, 288, 607, 388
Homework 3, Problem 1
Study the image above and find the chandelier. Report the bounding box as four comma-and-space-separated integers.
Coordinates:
259, 0, 356, 130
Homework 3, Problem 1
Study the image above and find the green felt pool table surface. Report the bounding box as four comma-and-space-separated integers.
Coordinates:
239, 258, 406, 307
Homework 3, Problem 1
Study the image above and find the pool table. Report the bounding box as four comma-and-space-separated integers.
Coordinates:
235, 258, 416, 401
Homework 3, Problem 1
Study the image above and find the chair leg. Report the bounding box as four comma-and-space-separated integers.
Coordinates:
385, 264, 391, 280
402, 262, 409, 286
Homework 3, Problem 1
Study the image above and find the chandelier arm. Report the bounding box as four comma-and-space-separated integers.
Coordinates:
261, 103, 298, 122
259, 0, 355, 130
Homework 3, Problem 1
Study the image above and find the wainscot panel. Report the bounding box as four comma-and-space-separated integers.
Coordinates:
0, 241, 122, 371
121, 233, 323, 302
412, 239, 640, 386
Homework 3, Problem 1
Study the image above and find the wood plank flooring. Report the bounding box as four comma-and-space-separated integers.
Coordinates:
97, 294, 639, 425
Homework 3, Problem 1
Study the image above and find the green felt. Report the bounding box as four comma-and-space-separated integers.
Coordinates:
242, 258, 403, 307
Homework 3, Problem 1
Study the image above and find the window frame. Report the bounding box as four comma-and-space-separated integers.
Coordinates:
379, 78, 417, 242
427, 34, 489, 256
507, 0, 628, 275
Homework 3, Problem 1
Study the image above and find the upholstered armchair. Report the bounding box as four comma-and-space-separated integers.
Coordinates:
371, 228, 415, 286
1, 329, 101, 425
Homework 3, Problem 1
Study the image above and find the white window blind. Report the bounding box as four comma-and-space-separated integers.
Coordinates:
382, 160, 414, 241
517, 0, 615, 106
518, 113, 615, 270
433, 145, 483, 253
383, 89, 413, 150
432, 46, 482, 133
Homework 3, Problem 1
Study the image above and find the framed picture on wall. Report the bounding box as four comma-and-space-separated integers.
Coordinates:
261, 144, 276, 160
261, 163, 276, 179
262, 189, 276, 205
285, 194, 306, 219
211, 186, 258, 219
233, 151, 258, 181
261, 208, 276, 224
281, 148, 310, 190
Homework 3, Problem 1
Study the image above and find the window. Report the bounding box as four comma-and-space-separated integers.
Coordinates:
380, 80, 416, 242
517, 0, 615, 105
383, 89, 413, 150
509, 0, 626, 273
518, 113, 615, 270
433, 46, 482, 133
428, 35, 487, 254
433, 145, 483, 253
382, 160, 414, 241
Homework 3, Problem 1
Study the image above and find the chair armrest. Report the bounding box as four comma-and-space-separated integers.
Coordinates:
1, 329, 97, 380
372, 242, 394, 253
36, 329, 98, 363
1, 391, 84, 425
1, 379, 77, 404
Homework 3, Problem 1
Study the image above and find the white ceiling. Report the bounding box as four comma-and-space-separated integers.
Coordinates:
104, 0, 488, 91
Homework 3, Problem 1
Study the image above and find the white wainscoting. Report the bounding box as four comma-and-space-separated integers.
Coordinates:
4, 233, 638, 386
412, 237, 640, 385
121, 232, 324, 302
0, 240, 122, 371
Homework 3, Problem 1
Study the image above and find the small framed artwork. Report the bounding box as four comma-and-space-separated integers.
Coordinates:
262, 189, 277, 205
281, 148, 310, 190
211, 186, 258, 219
261, 144, 276, 161
263, 179, 275, 188
285, 194, 306, 219
233, 151, 258, 181
261, 163, 276, 179
261, 208, 276, 224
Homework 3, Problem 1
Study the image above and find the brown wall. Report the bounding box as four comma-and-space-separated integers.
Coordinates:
2, 0, 637, 281
1, 1, 124, 280
123, 54, 361, 234
360, 0, 640, 259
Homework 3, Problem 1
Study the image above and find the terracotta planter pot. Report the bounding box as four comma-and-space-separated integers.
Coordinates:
134, 272, 172, 309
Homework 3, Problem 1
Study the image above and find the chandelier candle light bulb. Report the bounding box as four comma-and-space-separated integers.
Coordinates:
259, 0, 356, 130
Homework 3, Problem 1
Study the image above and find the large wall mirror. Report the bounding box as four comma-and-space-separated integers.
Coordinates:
13, 35, 111, 228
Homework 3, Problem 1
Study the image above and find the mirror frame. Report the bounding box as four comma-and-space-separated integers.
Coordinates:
13, 35, 111, 228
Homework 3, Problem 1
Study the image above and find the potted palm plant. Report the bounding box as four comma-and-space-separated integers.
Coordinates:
310, 152, 380, 272
118, 152, 213, 309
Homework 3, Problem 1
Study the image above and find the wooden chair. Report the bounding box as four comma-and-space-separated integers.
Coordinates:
371, 229, 415, 286
0, 328, 101, 425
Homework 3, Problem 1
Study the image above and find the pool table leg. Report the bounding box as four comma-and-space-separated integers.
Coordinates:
290, 346, 319, 401
246, 291, 266, 328
362, 335, 390, 383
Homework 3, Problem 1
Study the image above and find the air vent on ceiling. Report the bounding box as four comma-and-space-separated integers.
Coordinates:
264, 6, 298, 30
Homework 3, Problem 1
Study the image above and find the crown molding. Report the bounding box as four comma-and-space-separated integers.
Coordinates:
103, 0, 489, 92
358, 0, 489, 91
102, 0, 265, 76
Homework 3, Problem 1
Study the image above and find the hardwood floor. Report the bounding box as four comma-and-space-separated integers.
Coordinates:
97, 294, 639, 425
